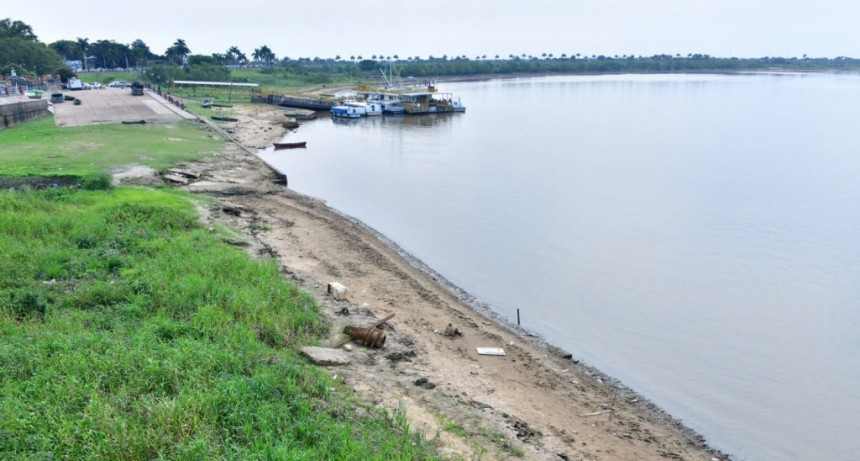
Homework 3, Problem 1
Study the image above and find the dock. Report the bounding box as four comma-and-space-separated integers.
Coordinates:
253, 93, 335, 110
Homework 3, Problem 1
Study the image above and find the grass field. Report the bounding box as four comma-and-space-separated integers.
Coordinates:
74, 67, 361, 104
0, 115, 441, 459
0, 116, 221, 178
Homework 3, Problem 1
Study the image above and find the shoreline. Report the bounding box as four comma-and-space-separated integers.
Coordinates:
149, 103, 732, 460
276, 184, 718, 452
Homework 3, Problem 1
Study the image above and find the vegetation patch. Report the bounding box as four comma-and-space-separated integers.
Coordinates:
0, 186, 439, 460
0, 117, 221, 178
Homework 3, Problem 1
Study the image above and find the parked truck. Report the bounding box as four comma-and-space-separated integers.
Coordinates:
130, 81, 144, 96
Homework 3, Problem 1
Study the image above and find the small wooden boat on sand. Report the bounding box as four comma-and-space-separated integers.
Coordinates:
273, 141, 307, 149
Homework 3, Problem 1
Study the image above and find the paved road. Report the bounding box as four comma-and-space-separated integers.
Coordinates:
52, 88, 195, 127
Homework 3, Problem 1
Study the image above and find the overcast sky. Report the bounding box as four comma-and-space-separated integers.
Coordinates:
14, 0, 860, 59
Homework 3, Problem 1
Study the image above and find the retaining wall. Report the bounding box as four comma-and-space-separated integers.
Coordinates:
0, 99, 50, 130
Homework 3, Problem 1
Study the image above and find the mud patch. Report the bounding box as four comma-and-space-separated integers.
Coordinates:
111, 164, 158, 185
0, 176, 81, 190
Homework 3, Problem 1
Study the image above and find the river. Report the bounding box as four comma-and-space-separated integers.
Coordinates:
260, 73, 860, 461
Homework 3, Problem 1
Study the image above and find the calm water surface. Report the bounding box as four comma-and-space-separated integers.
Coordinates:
260, 74, 860, 461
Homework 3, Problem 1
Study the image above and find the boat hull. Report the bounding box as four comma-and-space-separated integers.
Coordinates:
331, 105, 362, 118
273, 142, 307, 149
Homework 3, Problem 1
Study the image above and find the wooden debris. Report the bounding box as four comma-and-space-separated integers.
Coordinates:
334, 313, 395, 349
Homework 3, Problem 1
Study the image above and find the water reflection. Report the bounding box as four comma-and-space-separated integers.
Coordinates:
330, 113, 459, 128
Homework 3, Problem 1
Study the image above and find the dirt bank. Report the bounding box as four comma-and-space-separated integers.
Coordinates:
118, 104, 730, 461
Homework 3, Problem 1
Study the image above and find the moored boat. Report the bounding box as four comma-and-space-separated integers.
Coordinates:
401, 91, 466, 114
345, 100, 382, 116
355, 80, 465, 115
380, 100, 406, 115
273, 141, 307, 149
331, 105, 362, 118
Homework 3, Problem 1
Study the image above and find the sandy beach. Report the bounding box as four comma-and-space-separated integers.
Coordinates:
119, 103, 730, 461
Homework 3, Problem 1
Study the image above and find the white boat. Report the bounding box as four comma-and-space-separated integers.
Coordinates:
361, 101, 382, 116
331, 100, 383, 118
330, 105, 362, 118
344, 99, 384, 116
342, 100, 368, 116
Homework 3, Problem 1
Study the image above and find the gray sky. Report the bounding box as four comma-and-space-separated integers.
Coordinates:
15, 0, 859, 59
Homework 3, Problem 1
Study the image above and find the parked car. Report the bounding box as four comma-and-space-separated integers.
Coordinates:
109, 81, 131, 88
89, 82, 103, 89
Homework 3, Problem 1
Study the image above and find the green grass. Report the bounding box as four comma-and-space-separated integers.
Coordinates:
0, 186, 439, 460
0, 115, 439, 459
479, 426, 524, 459
232, 68, 358, 92
0, 116, 221, 178
169, 68, 359, 106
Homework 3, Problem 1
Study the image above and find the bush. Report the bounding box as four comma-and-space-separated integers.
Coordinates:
4, 288, 47, 319
81, 173, 113, 191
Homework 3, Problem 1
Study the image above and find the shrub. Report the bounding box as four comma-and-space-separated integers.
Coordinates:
4, 288, 47, 319
81, 173, 113, 191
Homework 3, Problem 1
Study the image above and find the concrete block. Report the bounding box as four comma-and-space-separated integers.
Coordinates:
301, 346, 351, 366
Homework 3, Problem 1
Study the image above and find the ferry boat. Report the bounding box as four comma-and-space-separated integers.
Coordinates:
401, 91, 465, 114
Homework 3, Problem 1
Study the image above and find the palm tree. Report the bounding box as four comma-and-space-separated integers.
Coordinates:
253, 45, 276, 66
226, 46, 247, 66
166, 38, 190, 65
76, 37, 90, 70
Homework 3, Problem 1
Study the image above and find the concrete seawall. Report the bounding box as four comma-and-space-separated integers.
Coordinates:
0, 97, 50, 130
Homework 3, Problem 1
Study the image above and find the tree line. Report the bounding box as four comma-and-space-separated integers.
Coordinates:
4, 17, 860, 85
0, 18, 278, 83
249, 54, 860, 82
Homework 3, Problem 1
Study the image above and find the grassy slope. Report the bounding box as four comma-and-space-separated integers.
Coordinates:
0, 117, 220, 178
0, 118, 439, 459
